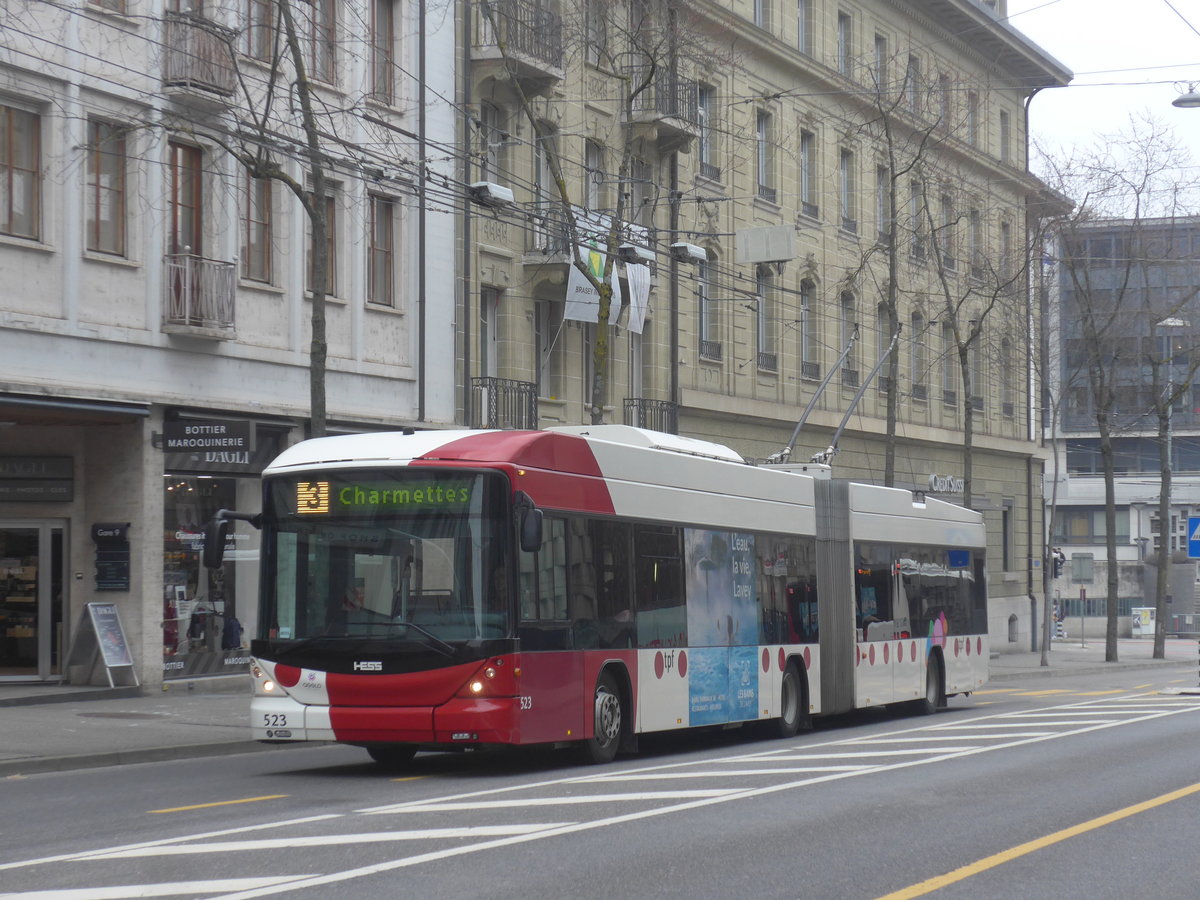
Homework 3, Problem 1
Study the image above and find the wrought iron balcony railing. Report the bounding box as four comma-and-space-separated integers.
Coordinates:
475, 0, 563, 72
164, 253, 235, 334
623, 398, 678, 434
471, 376, 538, 430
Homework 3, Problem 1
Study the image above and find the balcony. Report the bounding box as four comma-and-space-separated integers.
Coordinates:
758, 352, 778, 372
624, 398, 678, 434
628, 67, 701, 152
163, 253, 235, 338
911, 383, 928, 401
472, 0, 563, 96
162, 11, 236, 102
471, 376, 538, 430
699, 339, 722, 361
801, 360, 820, 381
842, 367, 860, 388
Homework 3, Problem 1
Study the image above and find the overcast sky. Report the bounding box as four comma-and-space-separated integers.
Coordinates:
1006, 0, 1200, 164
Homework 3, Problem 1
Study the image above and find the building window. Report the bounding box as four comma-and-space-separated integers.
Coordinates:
479, 102, 506, 182
909, 179, 925, 259
535, 300, 563, 398
939, 193, 956, 269
586, 0, 607, 66
756, 110, 774, 202
875, 164, 890, 242
368, 195, 395, 306
799, 129, 817, 218
1001, 336, 1014, 416
937, 74, 952, 128
904, 54, 920, 111
302, 0, 336, 83
797, 0, 811, 54
1000, 219, 1013, 281
999, 109, 1011, 163
306, 190, 338, 296
167, 141, 202, 254
370, 0, 395, 103
757, 265, 777, 370
584, 139, 604, 210
1002, 501, 1014, 571
480, 286, 501, 378
942, 321, 956, 405
245, 0, 274, 60
754, 0, 769, 29
698, 84, 719, 180
969, 208, 983, 278
86, 119, 126, 256
910, 311, 926, 400
966, 91, 979, 145
873, 34, 888, 91
698, 257, 721, 360
91, 0, 126, 11
241, 176, 272, 283
968, 334, 983, 411
0, 104, 40, 240
1052, 508, 1130, 546
839, 148, 856, 233
837, 12, 852, 76
800, 280, 819, 379
841, 291, 858, 384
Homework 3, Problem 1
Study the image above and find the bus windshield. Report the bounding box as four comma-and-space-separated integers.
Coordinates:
260, 469, 513, 644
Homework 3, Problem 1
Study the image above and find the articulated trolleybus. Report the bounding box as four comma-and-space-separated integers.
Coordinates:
205, 425, 987, 766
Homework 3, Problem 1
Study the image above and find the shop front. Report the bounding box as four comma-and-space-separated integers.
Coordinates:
0, 520, 65, 681
160, 415, 289, 681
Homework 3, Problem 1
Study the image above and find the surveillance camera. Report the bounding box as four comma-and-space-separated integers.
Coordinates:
468, 181, 515, 209
618, 243, 655, 264
670, 242, 708, 263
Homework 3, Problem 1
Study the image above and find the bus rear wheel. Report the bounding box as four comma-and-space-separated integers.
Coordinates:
581, 671, 623, 764
367, 744, 418, 768
915, 656, 943, 715
776, 662, 810, 738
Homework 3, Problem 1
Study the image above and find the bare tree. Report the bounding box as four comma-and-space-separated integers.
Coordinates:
482, 0, 720, 423
1038, 116, 1200, 662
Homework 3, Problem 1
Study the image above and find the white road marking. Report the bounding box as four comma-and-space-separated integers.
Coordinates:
373, 789, 739, 813
82, 825, 573, 858
0, 876, 314, 899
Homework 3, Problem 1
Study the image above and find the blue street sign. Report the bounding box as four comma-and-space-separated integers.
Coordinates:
1189, 517, 1200, 559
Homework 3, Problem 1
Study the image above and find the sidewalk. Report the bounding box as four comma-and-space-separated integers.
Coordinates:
1, 639, 1198, 778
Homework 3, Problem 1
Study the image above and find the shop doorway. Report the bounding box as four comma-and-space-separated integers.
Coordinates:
0, 521, 66, 681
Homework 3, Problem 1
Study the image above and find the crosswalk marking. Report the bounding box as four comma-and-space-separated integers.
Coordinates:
81, 825, 572, 858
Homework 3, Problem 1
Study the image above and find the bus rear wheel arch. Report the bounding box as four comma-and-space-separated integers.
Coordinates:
915, 651, 946, 715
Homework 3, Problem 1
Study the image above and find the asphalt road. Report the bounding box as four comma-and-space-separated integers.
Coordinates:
2, 666, 1198, 900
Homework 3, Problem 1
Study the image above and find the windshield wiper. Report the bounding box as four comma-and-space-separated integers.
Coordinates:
382, 621, 457, 658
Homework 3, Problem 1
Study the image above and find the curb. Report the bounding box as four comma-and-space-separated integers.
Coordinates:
0, 740, 315, 778
988, 658, 1198, 682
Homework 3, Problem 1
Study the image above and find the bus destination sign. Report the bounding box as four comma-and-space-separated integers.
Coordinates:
295, 479, 473, 515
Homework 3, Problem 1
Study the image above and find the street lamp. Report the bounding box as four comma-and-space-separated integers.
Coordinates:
1173, 84, 1200, 109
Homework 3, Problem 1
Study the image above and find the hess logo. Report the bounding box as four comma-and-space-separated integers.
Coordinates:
353, 661, 383, 672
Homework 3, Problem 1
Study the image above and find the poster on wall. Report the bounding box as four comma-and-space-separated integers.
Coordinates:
683, 529, 759, 725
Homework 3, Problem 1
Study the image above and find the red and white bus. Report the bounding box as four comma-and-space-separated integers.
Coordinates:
206, 425, 987, 766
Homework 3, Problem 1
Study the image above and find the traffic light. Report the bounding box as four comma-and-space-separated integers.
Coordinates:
1052, 549, 1065, 578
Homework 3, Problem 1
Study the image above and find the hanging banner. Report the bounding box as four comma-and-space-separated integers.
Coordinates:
625, 263, 651, 334
564, 242, 623, 325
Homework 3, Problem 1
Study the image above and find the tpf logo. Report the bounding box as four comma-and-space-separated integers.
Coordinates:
353, 661, 382, 672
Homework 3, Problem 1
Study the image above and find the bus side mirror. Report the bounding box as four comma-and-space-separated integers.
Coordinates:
202, 515, 230, 569
520, 508, 543, 553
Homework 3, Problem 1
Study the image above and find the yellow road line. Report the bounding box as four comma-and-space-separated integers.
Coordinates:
973, 688, 1018, 695
390, 776, 427, 783
1075, 689, 1126, 696
149, 795, 289, 814
874, 781, 1200, 900
1012, 689, 1072, 696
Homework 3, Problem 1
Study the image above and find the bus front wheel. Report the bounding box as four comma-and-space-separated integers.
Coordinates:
582, 671, 623, 764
